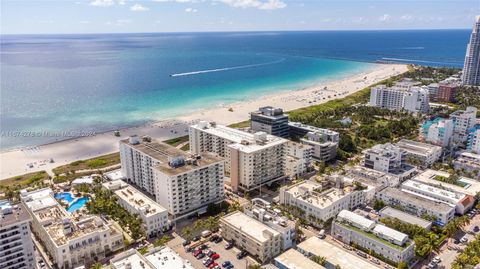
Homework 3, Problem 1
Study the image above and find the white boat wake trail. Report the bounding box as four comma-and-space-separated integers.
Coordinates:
170, 58, 285, 77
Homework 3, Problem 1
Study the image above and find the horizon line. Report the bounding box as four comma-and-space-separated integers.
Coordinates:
0, 27, 471, 36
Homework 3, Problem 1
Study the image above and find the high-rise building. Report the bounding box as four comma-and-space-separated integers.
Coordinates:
370, 85, 430, 113
288, 122, 339, 161
450, 106, 478, 143
189, 121, 287, 192
462, 16, 480, 86
0, 200, 36, 269
250, 106, 290, 138
467, 126, 480, 153
120, 136, 225, 219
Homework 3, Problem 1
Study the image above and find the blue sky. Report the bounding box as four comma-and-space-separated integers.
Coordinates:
1, 0, 478, 34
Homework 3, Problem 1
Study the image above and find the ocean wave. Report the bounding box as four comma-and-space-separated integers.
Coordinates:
170, 58, 285, 77
399, 47, 425, 50
381, 57, 456, 65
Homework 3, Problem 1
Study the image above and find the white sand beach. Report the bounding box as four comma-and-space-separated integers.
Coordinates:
0, 63, 408, 180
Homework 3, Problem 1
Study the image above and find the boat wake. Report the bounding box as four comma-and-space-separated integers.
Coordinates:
170, 58, 285, 77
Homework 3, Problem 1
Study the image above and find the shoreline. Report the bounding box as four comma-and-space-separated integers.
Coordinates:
0, 63, 408, 180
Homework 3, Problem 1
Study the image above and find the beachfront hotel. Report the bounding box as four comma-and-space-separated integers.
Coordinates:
120, 135, 225, 220
219, 211, 282, 263
250, 106, 290, 138
331, 210, 415, 264
102, 180, 169, 239
462, 16, 480, 86
189, 121, 287, 192
279, 176, 372, 223
369, 84, 430, 113
20, 188, 124, 269
0, 200, 36, 269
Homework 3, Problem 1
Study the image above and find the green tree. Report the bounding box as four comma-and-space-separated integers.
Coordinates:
397, 261, 408, 269
91, 263, 103, 269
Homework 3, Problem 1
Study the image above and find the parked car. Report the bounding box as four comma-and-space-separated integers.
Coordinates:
193, 249, 202, 257
207, 250, 216, 257
225, 265, 234, 269
209, 262, 218, 269
460, 237, 468, 243
427, 262, 437, 269
202, 230, 212, 238
432, 256, 441, 263
186, 246, 193, 252
236, 251, 247, 259
197, 253, 206, 259
193, 236, 201, 242
200, 244, 209, 250
214, 236, 223, 243
222, 261, 231, 268
211, 253, 220, 260
210, 235, 219, 242
474, 226, 479, 232
183, 240, 191, 246
225, 242, 234, 250
356, 251, 367, 258
204, 259, 214, 267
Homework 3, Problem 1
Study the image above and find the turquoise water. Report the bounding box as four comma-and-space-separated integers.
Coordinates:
54, 192, 89, 212
0, 30, 470, 149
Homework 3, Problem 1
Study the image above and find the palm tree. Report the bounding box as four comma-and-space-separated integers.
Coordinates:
310, 255, 326, 265
91, 263, 103, 269
182, 227, 193, 240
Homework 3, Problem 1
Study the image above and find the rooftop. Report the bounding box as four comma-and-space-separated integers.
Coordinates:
379, 187, 454, 214
297, 237, 381, 269
379, 206, 432, 229
0, 200, 31, 228
401, 180, 465, 204
414, 169, 480, 197
251, 106, 288, 119
121, 137, 224, 176
145, 246, 195, 269
283, 181, 356, 209
274, 249, 326, 269
363, 143, 403, 159
373, 224, 409, 244
221, 211, 280, 243
191, 121, 287, 153
288, 122, 339, 137
111, 249, 155, 269
337, 210, 375, 231
396, 139, 442, 157
105, 169, 125, 181
115, 186, 167, 217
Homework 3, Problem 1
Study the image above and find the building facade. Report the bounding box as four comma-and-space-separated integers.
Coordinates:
219, 211, 282, 263
250, 106, 290, 138
421, 118, 454, 148
284, 141, 313, 178
102, 180, 169, 238
288, 122, 339, 162
20, 188, 124, 269
189, 121, 286, 192
450, 106, 478, 143
331, 210, 415, 264
396, 139, 442, 167
467, 126, 480, 154
0, 200, 36, 269
462, 16, 480, 86
370, 85, 430, 113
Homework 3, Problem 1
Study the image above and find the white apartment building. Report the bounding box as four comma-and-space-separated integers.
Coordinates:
0, 200, 36, 269
376, 187, 455, 226
462, 16, 480, 86
363, 144, 417, 180
110, 246, 194, 269
279, 178, 370, 223
370, 85, 430, 113
454, 152, 480, 179
468, 128, 480, 153
285, 141, 313, 178
413, 169, 480, 197
332, 210, 415, 264
274, 249, 327, 269
346, 165, 403, 187
219, 211, 282, 263
244, 204, 296, 251
189, 121, 286, 192
103, 180, 169, 239
396, 139, 442, 167
423, 118, 454, 147
450, 106, 478, 143
288, 122, 339, 162
401, 180, 475, 215
20, 188, 124, 269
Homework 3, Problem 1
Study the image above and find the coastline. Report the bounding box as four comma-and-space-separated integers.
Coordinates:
0, 63, 408, 180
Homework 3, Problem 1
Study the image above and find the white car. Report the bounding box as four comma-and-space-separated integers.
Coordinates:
432, 256, 441, 263
460, 237, 468, 243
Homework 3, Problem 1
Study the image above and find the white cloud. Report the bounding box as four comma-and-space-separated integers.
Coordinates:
185, 7, 198, 12
118, 0, 126, 5
218, 0, 286, 10
79, 20, 91, 24
379, 14, 391, 22
90, 0, 115, 7
131, 4, 150, 11
106, 19, 132, 26
400, 15, 413, 21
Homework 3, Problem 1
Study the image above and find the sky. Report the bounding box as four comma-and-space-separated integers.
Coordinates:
1, 0, 479, 34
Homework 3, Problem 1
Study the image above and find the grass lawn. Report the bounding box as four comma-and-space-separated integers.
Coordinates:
52, 152, 120, 175
163, 135, 189, 147
0, 171, 49, 189
228, 120, 250, 129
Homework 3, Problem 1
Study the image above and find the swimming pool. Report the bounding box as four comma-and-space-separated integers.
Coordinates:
54, 192, 89, 213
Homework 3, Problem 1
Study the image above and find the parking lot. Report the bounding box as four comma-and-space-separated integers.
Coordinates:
169, 233, 258, 269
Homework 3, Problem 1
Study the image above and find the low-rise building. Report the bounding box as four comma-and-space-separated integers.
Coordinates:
379, 206, 433, 230
103, 180, 169, 238
401, 180, 475, 215
274, 249, 326, 269
288, 122, 339, 162
376, 187, 455, 226
396, 139, 442, 167
296, 237, 381, 269
363, 144, 417, 180
20, 188, 124, 269
346, 165, 401, 187
331, 210, 415, 264
421, 118, 454, 148
110, 246, 194, 269
279, 177, 370, 224
219, 211, 282, 263
0, 200, 36, 269
454, 152, 480, 179
413, 169, 480, 197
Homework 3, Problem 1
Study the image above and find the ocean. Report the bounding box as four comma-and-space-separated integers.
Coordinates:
0, 30, 471, 149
